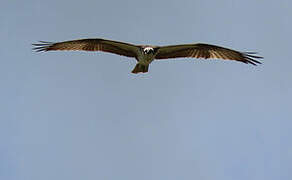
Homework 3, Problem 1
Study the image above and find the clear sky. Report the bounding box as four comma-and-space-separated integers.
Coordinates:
1, 0, 292, 179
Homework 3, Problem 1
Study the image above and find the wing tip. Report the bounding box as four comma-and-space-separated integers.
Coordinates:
243, 52, 263, 66
32, 41, 54, 52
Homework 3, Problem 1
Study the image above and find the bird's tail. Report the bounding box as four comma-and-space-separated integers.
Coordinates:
131, 64, 149, 74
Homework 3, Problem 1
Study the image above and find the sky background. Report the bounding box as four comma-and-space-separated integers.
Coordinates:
1, 0, 292, 179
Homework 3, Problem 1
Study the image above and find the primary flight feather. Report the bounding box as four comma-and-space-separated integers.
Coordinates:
33, 38, 262, 73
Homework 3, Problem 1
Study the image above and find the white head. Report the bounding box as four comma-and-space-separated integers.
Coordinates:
143, 47, 154, 54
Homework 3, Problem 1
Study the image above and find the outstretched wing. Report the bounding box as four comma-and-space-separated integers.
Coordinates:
155, 43, 262, 65
33, 38, 139, 58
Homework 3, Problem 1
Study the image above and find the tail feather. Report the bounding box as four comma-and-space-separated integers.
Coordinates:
131, 64, 149, 74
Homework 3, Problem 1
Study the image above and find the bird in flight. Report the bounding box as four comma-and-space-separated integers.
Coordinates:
33, 38, 262, 74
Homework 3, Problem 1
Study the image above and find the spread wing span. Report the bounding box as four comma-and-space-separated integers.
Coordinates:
32, 38, 138, 58
155, 43, 262, 65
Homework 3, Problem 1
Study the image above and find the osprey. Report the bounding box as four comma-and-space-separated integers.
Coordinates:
33, 38, 262, 73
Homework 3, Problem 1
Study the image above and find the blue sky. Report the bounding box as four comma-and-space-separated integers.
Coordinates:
1, 0, 292, 179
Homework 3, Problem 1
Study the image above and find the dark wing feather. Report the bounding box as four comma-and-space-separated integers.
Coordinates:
32, 38, 138, 58
155, 43, 263, 65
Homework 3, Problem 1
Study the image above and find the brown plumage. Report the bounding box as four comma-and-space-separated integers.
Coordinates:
33, 38, 263, 73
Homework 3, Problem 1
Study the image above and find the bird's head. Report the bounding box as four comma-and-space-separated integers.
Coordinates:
143, 47, 154, 54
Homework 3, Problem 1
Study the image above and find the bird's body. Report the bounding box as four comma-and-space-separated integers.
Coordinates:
132, 46, 158, 73
33, 38, 262, 73
137, 46, 157, 65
